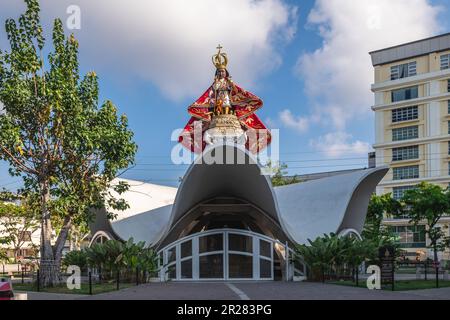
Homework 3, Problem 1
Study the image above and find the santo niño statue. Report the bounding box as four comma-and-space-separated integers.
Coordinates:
179, 45, 271, 154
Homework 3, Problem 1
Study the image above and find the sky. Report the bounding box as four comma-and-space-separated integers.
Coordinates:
1, 0, 450, 189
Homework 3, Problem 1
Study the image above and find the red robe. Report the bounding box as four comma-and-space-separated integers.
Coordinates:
178, 81, 271, 154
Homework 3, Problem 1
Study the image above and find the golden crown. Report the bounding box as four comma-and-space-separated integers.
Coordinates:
212, 44, 228, 70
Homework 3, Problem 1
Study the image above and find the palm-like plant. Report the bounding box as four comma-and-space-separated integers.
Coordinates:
295, 233, 377, 282
62, 250, 88, 272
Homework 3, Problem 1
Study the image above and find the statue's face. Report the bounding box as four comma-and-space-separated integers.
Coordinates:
217, 68, 227, 79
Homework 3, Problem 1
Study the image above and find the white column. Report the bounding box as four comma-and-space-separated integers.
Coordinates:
375, 149, 385, 167
192, 237, 199, 280
374, 91, 384, 105
429, 142, 441, 178
175, 244, 181, 280
375, 111, 385, 144
428, 91, 442, 178
252, 236, 260, 280
429, 80, 441, 96
224, 231, 228, 280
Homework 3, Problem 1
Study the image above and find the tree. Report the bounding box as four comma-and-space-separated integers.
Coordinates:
266, 161, 302, 187
0, 200, 39, 262
0, 236, 10, 263
0, 0, 137, 286
362, 193, 402, 245
402, 182, 450, 265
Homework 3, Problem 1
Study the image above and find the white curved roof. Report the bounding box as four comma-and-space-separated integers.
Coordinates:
93, 146, 388, 247
275, 166, 388, 244
108, 178, 177, 221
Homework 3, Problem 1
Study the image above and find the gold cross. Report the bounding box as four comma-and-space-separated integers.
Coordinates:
216, 44, 223, 52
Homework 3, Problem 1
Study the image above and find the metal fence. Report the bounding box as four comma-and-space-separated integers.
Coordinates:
0, 264, 157, 295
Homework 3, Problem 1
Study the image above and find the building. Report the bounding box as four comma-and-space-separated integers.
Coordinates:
0, 200, 76, 264
370, 33, 450, 260
0, 201, 40, 263
90, 144, 387, 281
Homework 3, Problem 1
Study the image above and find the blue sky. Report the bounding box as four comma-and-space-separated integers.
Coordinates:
1, 0, 450, 189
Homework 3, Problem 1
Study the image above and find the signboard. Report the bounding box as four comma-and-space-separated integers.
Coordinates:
379, 246, 395, 290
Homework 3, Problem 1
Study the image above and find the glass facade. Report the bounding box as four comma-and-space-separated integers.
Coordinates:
181, 240, 192, 258
392, 106, 418, 123
393, 165, 419, 180
392, 126, 418, 141
392, 145, 419, 161
181, 259, 192, 279
260, 259, 272, 279
199, 234, 223, 253
199, 254, 223, 278
391, 86, 418, 102
228, 254, 253, 279
228, 234, 252, 253
161, 230, 279, 281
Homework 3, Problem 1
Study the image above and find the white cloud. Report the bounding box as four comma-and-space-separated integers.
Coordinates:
279, 109, 309, 133
0, 0, 297, 101
297, 0, 442, 129
292, 0, 442, 152
310, 132, 371, 158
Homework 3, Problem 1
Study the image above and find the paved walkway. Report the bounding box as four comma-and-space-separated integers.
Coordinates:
76, 281, 450, 300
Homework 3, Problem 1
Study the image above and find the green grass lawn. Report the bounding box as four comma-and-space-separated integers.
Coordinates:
12, 281, 135, 295
329, 279, 450, 291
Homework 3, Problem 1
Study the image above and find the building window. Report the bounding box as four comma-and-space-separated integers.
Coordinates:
389, 225, 426, 248
448, 142, 450, 155
392, 185, 416, 200
441, 54, 450, 70
392, 106, 418, 123
392, 126, 418, 141
392, 145, 419, 161
391, 62, 417, 80
448, 79, 450, 93
391, 86, 418, 102
393, 165, 419, 180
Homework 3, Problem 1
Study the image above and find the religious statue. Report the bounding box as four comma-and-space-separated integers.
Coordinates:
179, 45, 271, 153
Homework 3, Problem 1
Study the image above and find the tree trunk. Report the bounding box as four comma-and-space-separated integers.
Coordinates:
433, 243, 438, 264
54, 216, 72, 269
39, 180, 60, 287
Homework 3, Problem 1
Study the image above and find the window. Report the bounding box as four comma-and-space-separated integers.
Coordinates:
448, 101, 450, 114
392, 185, 415, 200
441, 54, 450, 70
448, 79, 450, 93
392, 145, 419, 161
392, 106, 418, 123
389, 225, 426, 248
448, 142, 450, 155
393, 165, 419, 180
392, 126, 418, 141
391, 62, 417, 80
391, 86, 418, 102
199, 234, 223, 253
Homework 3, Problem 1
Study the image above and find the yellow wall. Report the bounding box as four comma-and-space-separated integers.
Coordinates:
374, 55, 429, 83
